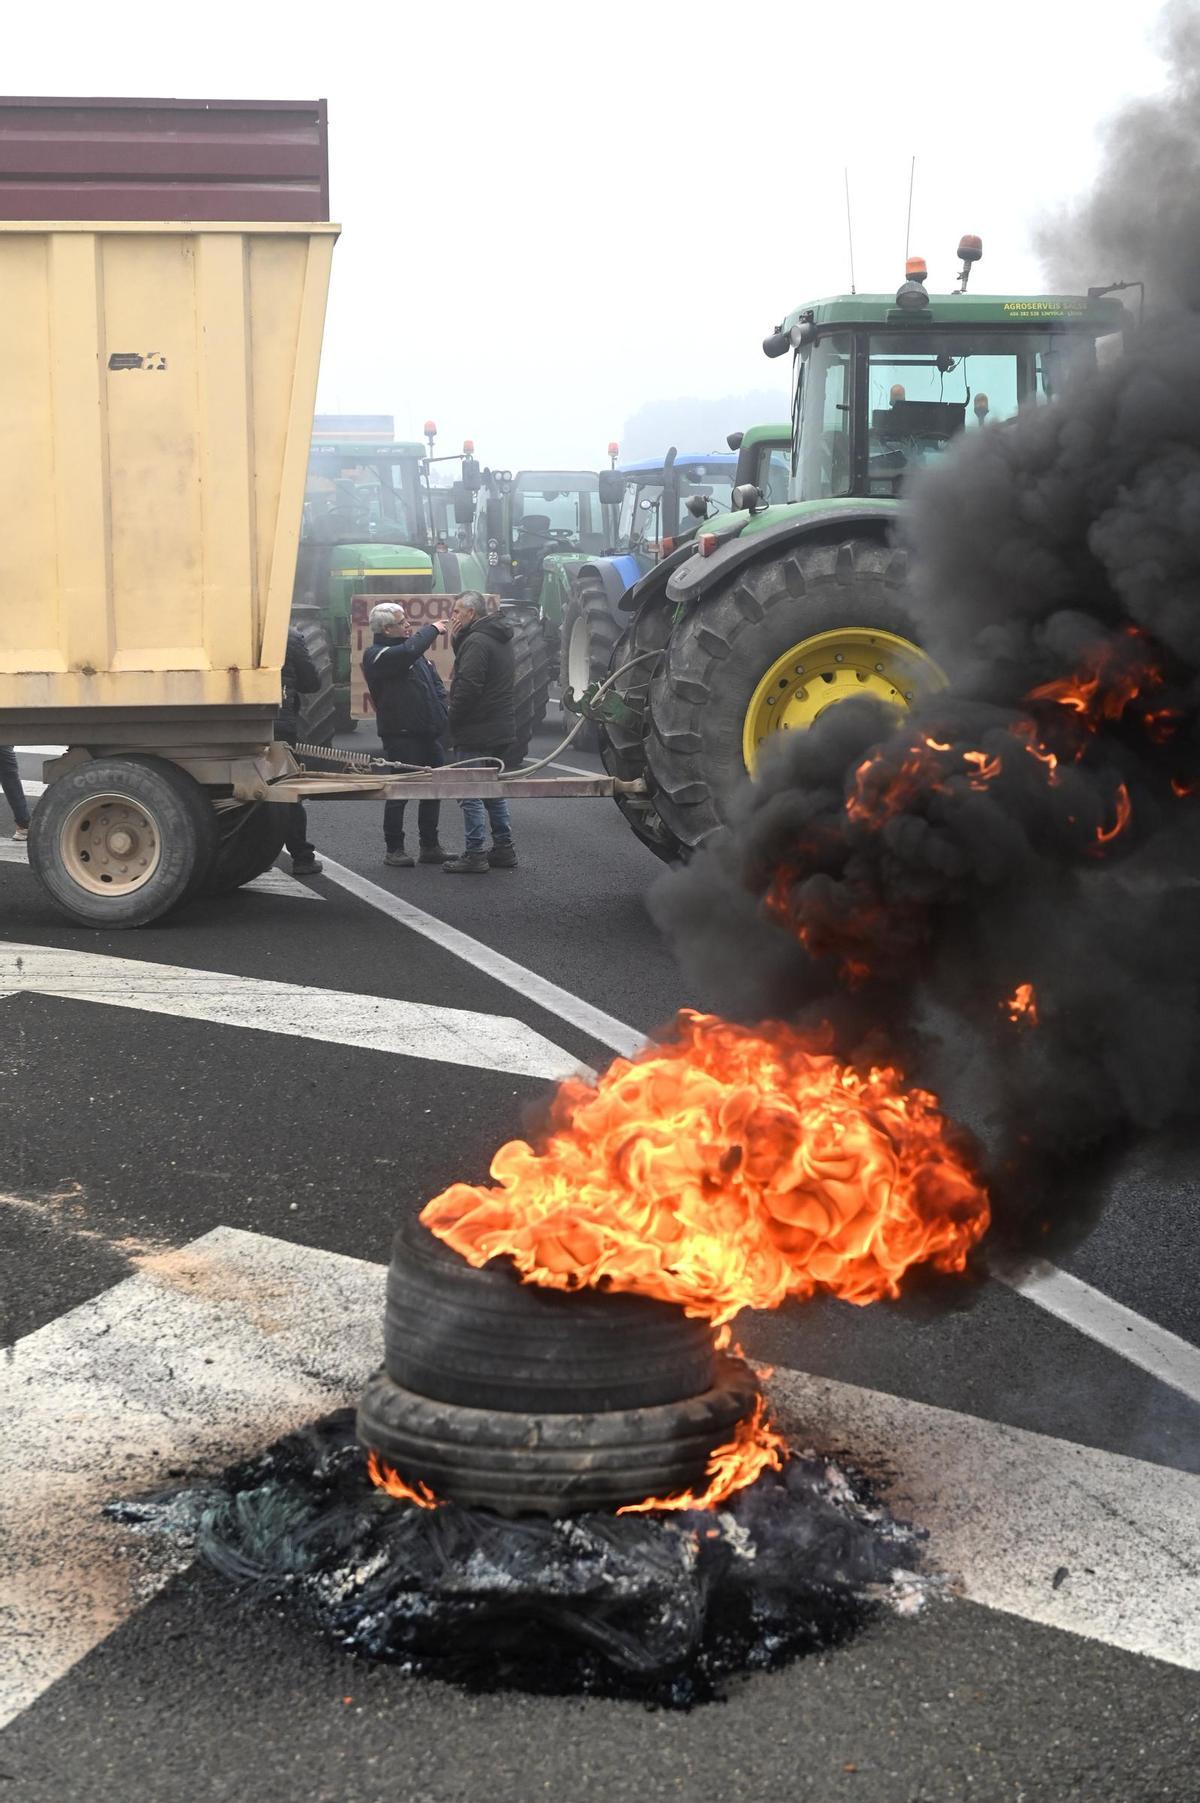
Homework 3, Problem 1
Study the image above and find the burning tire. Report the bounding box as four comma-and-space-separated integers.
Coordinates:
506, 603, 551, 762
204, 801, 288, 895
642, 537, 943, 857
28, 754, 218, 928
357, 1215, 761, 1515
559, 573, 621, 753
383, 1213, 716, 1413
357, 1354, 759, 1518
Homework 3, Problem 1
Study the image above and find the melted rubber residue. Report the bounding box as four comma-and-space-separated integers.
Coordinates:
108, 1409, 932, 1710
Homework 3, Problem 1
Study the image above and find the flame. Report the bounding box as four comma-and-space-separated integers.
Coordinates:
616, 1395, 787, 1513
421, 1011, 990, 1326
1004, 983, 1039, 1026
1027, 628, 1160, 729
1172, 776, 1197, 798
1095, 782, 1132, 844
366, 1448, 441, 1508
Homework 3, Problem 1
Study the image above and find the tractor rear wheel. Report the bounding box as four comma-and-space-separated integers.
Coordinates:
506, 604, 551, 763
290, 609, 338, 748
643, 537, 942, 857
559, 573, 621, 753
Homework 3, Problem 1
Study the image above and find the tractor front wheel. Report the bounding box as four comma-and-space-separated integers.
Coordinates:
643, 536, 943, 856
559, 574, 621, 754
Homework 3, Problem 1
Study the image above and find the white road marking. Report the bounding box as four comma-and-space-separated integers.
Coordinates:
0, 842, 317, 902
317, 855, 642, 1058
18, 779, 45, 797
992, 1258, 1200, 1408
0, 942, 586, 1081
548, 758, 602, 778
0, 1226, 386, 1730
768, 1367, 1200, 1673
3, 1225, 1197, 1731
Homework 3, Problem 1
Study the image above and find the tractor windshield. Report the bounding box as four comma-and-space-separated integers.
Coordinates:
302, 454, 423, 544
512, 473, 608, 552
794, 328, 1106, 501
674, 463, 735, 518
863, 329, 1092, 495
619, 481, 665, 553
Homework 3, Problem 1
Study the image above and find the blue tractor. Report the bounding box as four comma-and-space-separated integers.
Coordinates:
558, 448, 739, 747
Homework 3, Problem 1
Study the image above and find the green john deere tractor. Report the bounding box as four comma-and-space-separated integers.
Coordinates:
600, 242, 1131, 858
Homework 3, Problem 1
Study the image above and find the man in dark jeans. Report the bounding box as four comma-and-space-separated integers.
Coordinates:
276, 626, 324, 876
362, 602, 450, 867
0, 746, 30, 843
444, 591, 518, 874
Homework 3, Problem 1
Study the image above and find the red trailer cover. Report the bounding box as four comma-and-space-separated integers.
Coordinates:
0, 97, 329, 221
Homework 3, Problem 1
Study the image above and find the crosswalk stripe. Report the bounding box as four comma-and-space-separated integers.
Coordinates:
0, 942, 585, 1081
1, 1225, 1196, 1731
768, 1367, 1200, 1672
0, 1226, 385, 1730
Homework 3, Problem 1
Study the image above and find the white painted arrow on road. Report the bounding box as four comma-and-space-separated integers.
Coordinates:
0, 942, 584, 1081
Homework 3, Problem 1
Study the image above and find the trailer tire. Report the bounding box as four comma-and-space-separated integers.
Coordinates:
383, 1213, 716, 1414
559, 573, 621, 753
29, 755, 218, 928
205, 802, 289, 895
644, 537, 937, 856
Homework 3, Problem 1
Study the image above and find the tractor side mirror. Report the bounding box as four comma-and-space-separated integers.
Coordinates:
598, 470, 626, 506
461, 457, 483, 490
451, 481, 476, 524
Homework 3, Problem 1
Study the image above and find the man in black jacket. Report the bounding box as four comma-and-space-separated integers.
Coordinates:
278, 625, 323, 876
443, 591, 518, 874
362, 602, 451, 867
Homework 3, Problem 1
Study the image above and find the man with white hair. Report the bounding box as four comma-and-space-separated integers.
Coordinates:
362, 601, 450, 867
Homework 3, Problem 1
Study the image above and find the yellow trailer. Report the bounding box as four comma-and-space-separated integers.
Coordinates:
0, 99, 623, 926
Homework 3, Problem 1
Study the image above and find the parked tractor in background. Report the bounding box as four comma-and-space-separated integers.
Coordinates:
291, 420, 547, 758
560, 448, 745, 750
600, 242, 1131, 858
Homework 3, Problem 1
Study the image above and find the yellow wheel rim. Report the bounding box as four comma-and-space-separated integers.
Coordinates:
741, 627, 946, 774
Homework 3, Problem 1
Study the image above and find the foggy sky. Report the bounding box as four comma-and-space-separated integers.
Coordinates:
6, 0, 1171, 468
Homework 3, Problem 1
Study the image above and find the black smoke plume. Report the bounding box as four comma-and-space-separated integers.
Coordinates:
651, 11, 1200, 1253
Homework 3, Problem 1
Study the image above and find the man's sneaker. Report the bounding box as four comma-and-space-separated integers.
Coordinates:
417, 842, 451, 864
488, 843, 518, 869
384, 848, 414, 867
443, 852, 490, 874
291, 854, 323, 876
12, 825, 27, 843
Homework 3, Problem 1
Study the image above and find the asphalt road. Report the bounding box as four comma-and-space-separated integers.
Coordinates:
1, 726, 1198, 1803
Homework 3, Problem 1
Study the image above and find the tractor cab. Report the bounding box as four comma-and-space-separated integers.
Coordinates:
611, 451, 738, 557
767, 280, 1130, 505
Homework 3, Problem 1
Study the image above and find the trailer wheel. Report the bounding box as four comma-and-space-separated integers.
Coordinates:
559, 573, 621, 753
205, 802, 289, 895
643, 537, 943, 857
29, 756, 218, 928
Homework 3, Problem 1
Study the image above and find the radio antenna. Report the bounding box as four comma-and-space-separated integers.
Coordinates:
844, 167, 857, 295
904, 154, 916, 262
